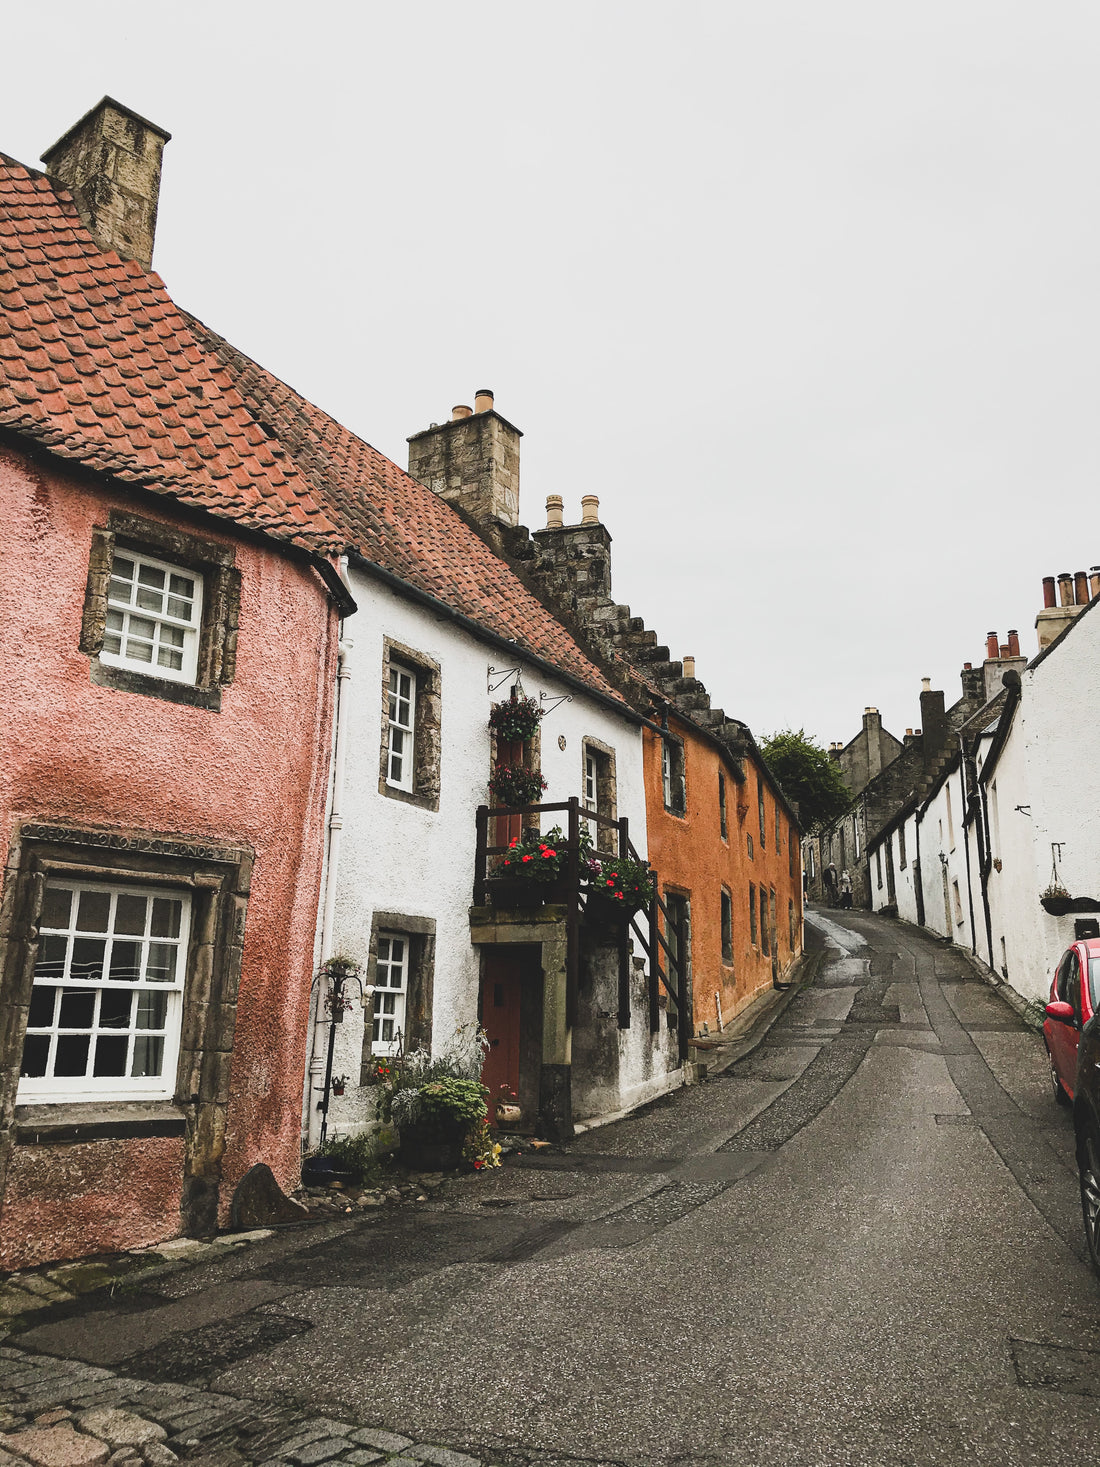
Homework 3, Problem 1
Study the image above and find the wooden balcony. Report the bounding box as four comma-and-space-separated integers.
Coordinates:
472, 796, 690, 1060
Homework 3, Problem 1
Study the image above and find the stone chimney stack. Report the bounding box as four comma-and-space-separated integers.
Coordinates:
919, 679, 947, 771
1035, 566, 1092, 650
407, 390, 522, 534
41, 97, 171, 271
532, 496, 613, 603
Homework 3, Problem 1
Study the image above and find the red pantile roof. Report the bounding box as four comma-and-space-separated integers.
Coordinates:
0, 155, 344, 556
0, 153, 625, 704
189, 319, 625, 701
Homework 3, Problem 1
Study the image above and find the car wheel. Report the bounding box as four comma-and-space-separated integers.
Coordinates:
1079, 1124, 1100, 1279
1050, 1053, 1071, 1107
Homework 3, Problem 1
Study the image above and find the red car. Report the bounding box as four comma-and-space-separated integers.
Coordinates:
1043, 938, 1100, 1104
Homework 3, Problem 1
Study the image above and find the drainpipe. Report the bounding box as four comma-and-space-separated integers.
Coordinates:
959, 737, 978, 956
307, 595, 354, 1149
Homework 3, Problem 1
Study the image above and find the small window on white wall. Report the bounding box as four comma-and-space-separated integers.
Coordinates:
19, 880, 189, 1101
372, 933, 408, 1055
386, 665, 416, 791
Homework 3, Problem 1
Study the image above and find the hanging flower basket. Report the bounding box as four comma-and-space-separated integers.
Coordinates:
1041, 893, 1073, 916
489, 695, 544, 743
489, 763, 547, 808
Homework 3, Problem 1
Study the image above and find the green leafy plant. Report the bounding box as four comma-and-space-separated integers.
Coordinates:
463, 1118, 503, 1170
489, 695, 544, 743
758, 728, 850, 833
312, 1129, 382, 1184
488, 762, 548, 808
418, 1076, 489, 1126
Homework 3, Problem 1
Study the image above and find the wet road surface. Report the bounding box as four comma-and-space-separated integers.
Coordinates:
5, 908, 1100, 1467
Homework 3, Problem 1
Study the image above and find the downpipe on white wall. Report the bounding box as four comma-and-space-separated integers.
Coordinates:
308, 618, 354, 1149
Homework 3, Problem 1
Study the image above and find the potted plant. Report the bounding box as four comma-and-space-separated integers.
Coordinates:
377, 1024, 493, 1171
489, 694, 544, 743
318, 954, 361, 1022
489, 827, 568, 906
488, 762, 547, 808
495, 1085, 522, 1129
1041, 882, 1072, 916
582, 850, 654, 921
331, 1074, 348, 1097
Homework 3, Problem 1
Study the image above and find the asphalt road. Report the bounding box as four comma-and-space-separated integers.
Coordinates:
8, 908, 1100, 1467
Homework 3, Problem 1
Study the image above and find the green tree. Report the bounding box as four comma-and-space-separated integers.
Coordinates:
758, 729, 851, 833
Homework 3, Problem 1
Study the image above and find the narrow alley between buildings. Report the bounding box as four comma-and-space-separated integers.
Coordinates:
3, 910, 1098, 1467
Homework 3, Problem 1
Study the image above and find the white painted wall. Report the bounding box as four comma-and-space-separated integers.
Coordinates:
308, 568, 658, 1139
983, 608, 1100, 1001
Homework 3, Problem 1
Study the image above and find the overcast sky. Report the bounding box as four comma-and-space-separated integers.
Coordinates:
6, 2, 1098, 745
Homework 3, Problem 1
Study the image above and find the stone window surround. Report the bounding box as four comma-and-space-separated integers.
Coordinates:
377, 639, 442, 812
662, 734, 686, 819
0, 820, 253, 1239
718, 770, 728, 841
80, 510, 241, 712
749, 882, 758, 947
720, 886, 734, 967
580, 736, 618, 848
359, 911, 436, 1077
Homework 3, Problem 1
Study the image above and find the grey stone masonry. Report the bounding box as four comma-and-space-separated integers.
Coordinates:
0, 1351, 503, 1467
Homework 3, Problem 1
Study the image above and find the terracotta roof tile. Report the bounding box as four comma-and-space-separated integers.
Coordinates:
1, 153, 624, 706
0, 156, 344, 557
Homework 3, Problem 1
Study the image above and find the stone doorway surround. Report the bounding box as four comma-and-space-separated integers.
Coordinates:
468, 905, 572, 1142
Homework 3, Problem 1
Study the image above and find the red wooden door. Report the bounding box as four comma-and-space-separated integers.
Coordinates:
481, 951, 523, 1125
495, 738, 523, 849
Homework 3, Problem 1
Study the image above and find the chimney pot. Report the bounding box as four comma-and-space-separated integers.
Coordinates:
581, 495, 600, 525
1075, 570, 1090, 605
905, 728, 914, 737
474, 388, 494, 415
545, 495, 564, 529
683, 656, 696, 680
1058, 572, 1074, 607
915, 728, 922, 735
921, 677, 932, 692
1007, 629, 1020, 657
451, 404, 473, 420
1042, 576, 1057, 609
986, 632, 999, 660
1091, 566, 1100, 599
963, 662, 972, 671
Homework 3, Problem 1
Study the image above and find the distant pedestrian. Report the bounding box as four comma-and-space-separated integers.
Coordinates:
840, 870, 853, 909
824, 862, 838, 906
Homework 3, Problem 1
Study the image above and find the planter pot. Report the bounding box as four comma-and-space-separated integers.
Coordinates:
301, 1155, 357, 1189
1041, 895, 1073, 916
331, 1084, 346, 1097
495, 1102, 523, 1129
487, 876, 569, 910
583, 891, 637, 928
399, 1118, 469, 1171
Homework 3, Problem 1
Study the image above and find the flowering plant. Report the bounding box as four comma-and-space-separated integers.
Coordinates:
582, 852, 654, 914
463, 1118, 503, 1170
488, 762, 548, 808
489, 695, 544, 743
500, 826, 566, 883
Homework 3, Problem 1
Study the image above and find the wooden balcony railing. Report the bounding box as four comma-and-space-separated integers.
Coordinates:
473, 796, 690, 1061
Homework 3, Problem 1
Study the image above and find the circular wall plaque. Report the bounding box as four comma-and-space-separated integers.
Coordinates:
557, 734, 567, 750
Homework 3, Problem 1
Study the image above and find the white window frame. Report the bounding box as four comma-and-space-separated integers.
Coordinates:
100, 549, 203, 685
19, 879, 190, 1104
386, 663, 417, 793
584, 753, 598, 813
372, 932, 408, 1056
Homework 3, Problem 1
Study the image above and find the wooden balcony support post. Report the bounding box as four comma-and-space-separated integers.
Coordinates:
474, 805, 489, 905
617, 815, 631, 1028
566, 796, 580, 1029
648, 886, 661, 1034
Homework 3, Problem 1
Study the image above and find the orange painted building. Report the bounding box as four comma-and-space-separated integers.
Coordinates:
643, 713, 803, 1038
